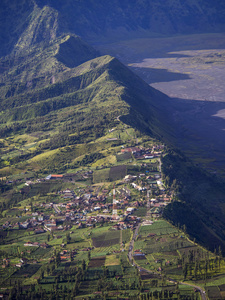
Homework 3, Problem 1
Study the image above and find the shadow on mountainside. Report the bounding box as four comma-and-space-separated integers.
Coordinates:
129, 66, 191, 84
165, 97, 225, 174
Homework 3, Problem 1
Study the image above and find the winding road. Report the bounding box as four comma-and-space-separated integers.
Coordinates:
128, 219, 207, 300
179, 282, 207, 300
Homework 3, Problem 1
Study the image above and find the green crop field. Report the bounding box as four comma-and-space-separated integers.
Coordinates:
109, 165, 127, 181
92, 230, 120, 248
140, 220, 179, 236
93, 168, 110, 183
122, 229, 131, 244
116, 152, 132, 162
135, 207, 147, 217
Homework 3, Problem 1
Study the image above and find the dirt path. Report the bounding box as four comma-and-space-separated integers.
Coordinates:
179, 282, 207, 300
128, 223, 141, 264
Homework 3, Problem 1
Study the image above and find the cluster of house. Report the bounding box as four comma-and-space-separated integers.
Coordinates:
112, 216, 141, 230
2, 143, 171, 241
55, 187, 141, 226
24, 241, 49, 248
2, 216, 44, 230
22, 170, 94, 187
2, 162, 172, 233
149, 195, 172, 218
121, 144, 164, 159
2, 256, 40, 269
2, 212, 67, 232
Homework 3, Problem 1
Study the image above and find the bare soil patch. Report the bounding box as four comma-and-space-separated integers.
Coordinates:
88, 256, 106, 268
140, 270, 158, 280
134, 255, 146, 260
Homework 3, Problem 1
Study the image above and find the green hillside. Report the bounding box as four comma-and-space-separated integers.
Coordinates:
0, 50, 170, 173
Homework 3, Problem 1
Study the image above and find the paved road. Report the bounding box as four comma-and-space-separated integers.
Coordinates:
158, 157, 162, 175
53, 204, 61, 214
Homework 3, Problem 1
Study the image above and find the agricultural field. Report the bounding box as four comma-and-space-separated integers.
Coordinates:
133, 219, 225, 300
1, 204, 223, 300
116, 152, 132, 162
93, 168, 110, 183
88, 256, 106, 268
109, 165, 127, 181
92, 228, 120, 248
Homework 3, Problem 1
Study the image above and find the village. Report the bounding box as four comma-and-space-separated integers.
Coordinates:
1, 143, 172, 248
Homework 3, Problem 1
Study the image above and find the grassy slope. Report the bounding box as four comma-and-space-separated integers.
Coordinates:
0, 53, 169, 175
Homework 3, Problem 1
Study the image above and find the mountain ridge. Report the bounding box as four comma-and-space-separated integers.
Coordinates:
0, 53, 170, 140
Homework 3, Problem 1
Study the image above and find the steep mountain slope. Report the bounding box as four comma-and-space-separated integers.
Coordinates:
0, 34, 98, 98
36, 0, 225, 42
162, 150, 225, 253
0, 1, 170, 147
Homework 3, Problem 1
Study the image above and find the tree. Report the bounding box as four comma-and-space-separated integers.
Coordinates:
66, 232, 71, 244
183, 263, 188, 280
56, 252, 61, 267
70, 252, 74, 261
40, 270, 44, 280
218, 246, 222, 269
88, 251, 91, 261
82, 259, 86, 271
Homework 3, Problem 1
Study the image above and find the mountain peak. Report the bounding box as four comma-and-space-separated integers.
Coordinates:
14, 5, 59, 54
55, 35, 99, 68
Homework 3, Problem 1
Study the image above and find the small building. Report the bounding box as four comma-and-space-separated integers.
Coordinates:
46, 174, 63, 180
121, 147, 141, 154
